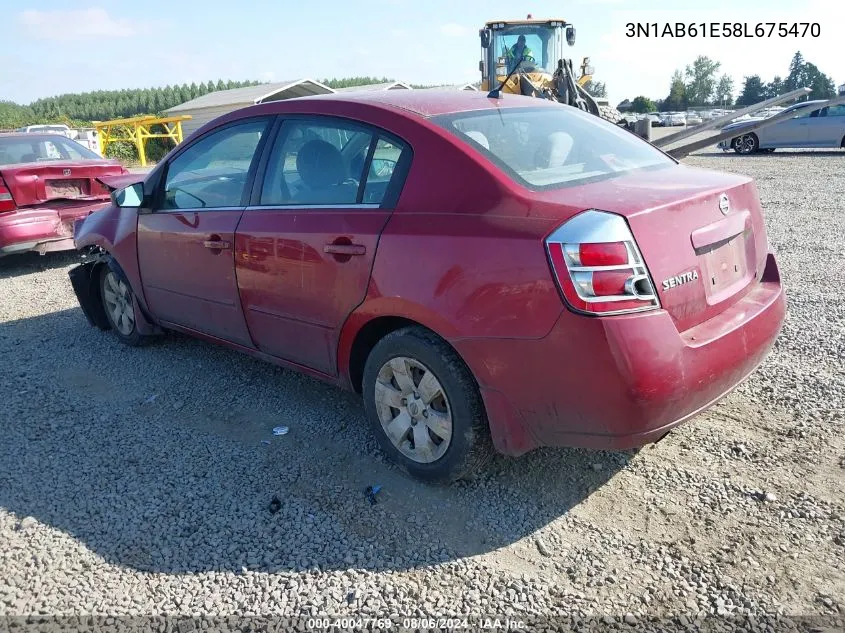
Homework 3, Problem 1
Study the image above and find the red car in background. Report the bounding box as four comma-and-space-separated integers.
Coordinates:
68, 91, 785, 483
0, 133, 127, 257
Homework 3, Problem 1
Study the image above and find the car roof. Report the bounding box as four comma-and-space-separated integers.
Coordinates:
786, 100, 827, 109
282, 89, 560, 118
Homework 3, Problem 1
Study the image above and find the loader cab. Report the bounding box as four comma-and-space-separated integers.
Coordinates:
479, 18, 574, 91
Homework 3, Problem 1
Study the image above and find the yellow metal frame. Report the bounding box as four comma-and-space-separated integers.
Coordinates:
93, 114, 192, 166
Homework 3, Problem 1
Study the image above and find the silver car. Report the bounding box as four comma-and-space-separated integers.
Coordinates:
719, 100, 845, 154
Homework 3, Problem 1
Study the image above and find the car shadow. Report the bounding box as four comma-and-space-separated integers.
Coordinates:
0, 250, 81, 280
0, 306, 630, 575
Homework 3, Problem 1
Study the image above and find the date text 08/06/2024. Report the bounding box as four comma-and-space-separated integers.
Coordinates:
626, 22, 820, 38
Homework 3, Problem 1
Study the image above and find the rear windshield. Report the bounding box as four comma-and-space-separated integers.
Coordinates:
432, 106, 675, 189
0, 135, 100, 166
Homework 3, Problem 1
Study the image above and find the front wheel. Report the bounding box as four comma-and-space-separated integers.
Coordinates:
734, 133, 759, 154
100, 266, 147, 346
362, 327, 493, 483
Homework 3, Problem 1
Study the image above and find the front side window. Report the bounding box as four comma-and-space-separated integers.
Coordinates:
162, 119, 268, 210
260, 119, 409, 206
823, 105, 845, 117
433, 106, 674, 189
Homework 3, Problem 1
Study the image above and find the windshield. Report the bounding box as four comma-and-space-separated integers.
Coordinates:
433, 106, 675, 189
492, 25, 559, 75
0, 135, 100, 165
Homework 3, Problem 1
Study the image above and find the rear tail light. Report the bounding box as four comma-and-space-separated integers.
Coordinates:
546, 210, 660, 316
0, 178, 16, 214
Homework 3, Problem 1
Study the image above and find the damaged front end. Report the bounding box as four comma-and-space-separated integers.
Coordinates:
68, 246, 111, 330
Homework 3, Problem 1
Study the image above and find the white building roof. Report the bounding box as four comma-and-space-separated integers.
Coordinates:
334, 81, 413, 92
165, 79, 334, 113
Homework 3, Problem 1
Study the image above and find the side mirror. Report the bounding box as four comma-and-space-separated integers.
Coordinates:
566, 26, 576, 46
112, 182, 144, 208
479, 29, 491, 48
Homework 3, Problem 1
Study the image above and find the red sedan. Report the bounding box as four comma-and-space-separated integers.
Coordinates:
0, 133, 127, 257
69, 91, 785, 482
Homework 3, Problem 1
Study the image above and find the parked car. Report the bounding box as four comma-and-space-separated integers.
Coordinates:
685, 112, 703, 126
0, 133, 127, 257
719, 100, 845, 153
69, 91, 785, 482
663, 112, 687, 126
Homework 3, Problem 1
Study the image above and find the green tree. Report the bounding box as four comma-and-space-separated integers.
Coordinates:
764, 76, 784, 99
784, 51, 807, 93
663, 70, 687, 111
684, 56, 721, 105
735, 75, 766, 106
630, 96, 657, 113
804, 62, 836, 99
714, 75, 735, 106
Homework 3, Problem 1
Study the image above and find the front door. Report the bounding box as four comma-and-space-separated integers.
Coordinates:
235, 117, 410, 374
137, 117, 271, 346
765, 107, 814, 147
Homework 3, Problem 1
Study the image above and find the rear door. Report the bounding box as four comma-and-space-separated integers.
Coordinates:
137, 117, 272, 346
235, 117, 411, 374
807, 105, 845, 147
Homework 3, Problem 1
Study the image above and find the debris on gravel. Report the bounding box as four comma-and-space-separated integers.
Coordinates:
0, 149, 843, 626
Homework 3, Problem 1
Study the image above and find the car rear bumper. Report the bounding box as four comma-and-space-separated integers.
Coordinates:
0, 203, 109, 256
453, 253, 785, 456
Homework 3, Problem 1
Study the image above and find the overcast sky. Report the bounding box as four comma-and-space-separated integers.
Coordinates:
3, 0, 842, 105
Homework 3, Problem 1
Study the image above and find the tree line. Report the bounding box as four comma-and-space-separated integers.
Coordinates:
625, 51, 837, 113
0, 77, 419, 130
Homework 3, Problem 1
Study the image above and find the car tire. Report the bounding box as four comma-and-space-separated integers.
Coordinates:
362, 326, 494, 484
99, 265, 148, 347
734, 133, 759, 154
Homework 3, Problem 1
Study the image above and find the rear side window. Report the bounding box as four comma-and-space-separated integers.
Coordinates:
432, 106, 674, 189
259, 118, 409, 207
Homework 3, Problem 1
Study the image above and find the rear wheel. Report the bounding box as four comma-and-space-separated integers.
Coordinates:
99, 267, 147, 346
362, 327, 493, 483
734, 133, 759, 154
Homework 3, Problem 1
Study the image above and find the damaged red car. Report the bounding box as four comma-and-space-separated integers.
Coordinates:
68, 91, 785, 482
0, 133, 128, 257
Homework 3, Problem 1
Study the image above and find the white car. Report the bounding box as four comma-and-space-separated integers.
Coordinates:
662, 113, 686, 126
685, 113, 703, 126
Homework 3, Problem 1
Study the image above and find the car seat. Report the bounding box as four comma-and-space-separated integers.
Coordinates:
294, 140, 358, 204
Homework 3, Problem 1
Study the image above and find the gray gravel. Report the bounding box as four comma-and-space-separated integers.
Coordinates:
1, 148, 844, 628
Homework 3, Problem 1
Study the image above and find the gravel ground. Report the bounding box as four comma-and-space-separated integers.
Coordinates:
1, 148, 843, 631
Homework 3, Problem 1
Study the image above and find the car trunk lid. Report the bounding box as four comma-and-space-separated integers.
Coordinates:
534, 164, 769, 332
0, 160, 125, 208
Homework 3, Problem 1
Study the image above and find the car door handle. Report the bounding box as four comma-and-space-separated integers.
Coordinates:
203, 238, 231, 250
324, 243, 366, 256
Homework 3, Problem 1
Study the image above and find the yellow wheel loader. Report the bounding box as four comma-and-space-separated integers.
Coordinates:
478, 16, 619, 121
